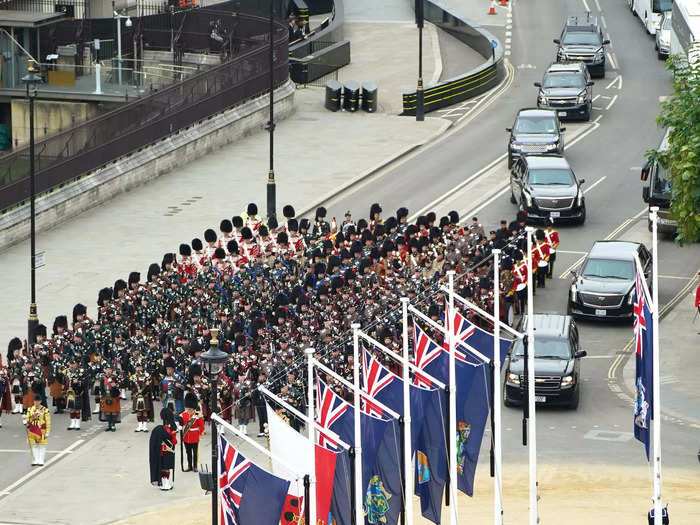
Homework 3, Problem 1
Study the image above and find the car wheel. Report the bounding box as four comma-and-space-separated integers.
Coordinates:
510, 188, 517, 204
583, 105, 591, 121
577, 206, 586, 225
503, 385, 516, 407
568, 388, 580, 410
657, 51, 665, 60
507, 154, 513, 170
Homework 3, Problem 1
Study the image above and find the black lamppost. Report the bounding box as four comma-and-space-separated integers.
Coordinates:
265, 0, 277, 224
22, 60, 42, 344
415, 0, 424, 121
200, 329, 228, 525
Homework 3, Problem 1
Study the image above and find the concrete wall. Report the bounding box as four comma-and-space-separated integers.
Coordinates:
11, 99, 99, 148
0, 79, 295, 251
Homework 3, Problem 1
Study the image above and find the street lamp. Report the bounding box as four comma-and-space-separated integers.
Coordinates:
200, 328, 228, 525
114, 11, 132, 86
21, 59, 42, 344
415, 0, 425, 121
265, 0, 277, 224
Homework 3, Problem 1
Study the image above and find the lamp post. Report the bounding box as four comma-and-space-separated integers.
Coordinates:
114, 10, 133, 86
415, 0, 425, 121
22, 59, 42, 345
200, 328, 228, 525
265, 0, 277, 224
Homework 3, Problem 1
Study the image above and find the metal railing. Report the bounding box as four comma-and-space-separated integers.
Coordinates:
0, 13, 287, 212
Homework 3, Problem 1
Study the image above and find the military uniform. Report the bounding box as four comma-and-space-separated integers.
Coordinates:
23, 396, 51, 466
180, 392, 204, 472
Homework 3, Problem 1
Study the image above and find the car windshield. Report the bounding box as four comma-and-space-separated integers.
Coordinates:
562, 31, 601, 46
543, 72, 585, 89
514, 116, 557, 134
527, 168, 574, 185
582, 258, 635, 279
651, 164, 672, 200
512, 337, 571, 358
653, 0, 672, 13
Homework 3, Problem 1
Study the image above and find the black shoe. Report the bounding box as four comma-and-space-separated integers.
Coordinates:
111, 427, 117, 432
105, 426, 111, 432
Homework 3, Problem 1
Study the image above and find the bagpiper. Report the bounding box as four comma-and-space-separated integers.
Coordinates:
180, 392, 204, 472
99, 361, 121, 432
131, 360, 154, 432
149, 407, 178, 491
23, 394, 50, 466
65, 360, 90, 430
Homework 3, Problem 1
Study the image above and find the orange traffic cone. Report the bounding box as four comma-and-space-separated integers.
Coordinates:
489, 0, 497, 15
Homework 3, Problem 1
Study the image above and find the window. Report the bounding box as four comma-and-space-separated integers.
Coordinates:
562, 31, 602, 46
512, 337, 572, 358
653, 0, 672, 14
514, 116, 558, 133
651, 164, 672, 200
543, 72, 585, 89
527, 168, 575, 185
582, 258, 635, 280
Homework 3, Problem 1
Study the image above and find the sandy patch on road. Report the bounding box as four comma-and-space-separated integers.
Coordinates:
111, 463, 700, 524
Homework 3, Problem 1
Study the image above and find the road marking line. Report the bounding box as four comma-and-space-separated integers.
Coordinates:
505, 30, 512, 37
586, 355, 616, 359
594, 0, 602, 11
659, 274, 693, 280
605, 76, 621, 90
594, 115, 602, 123
599, 95, 612, 100
0, 449, 74, 453
607, 52, 617, 69
582, 0, 590, 12
506, 37, 511, 44
630, 166, 642, 170
557, 250, 587, 255
583, 175, 606, 193
601, 15, 607, 28
592, 94, 600, 101
505, 50, 511, 56
559, 207, 646, 278
0, 439, 84, 497
605, 94, 618, 110
592, 106, 603, 110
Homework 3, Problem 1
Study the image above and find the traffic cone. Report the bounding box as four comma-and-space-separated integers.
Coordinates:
489, 0, 497, 15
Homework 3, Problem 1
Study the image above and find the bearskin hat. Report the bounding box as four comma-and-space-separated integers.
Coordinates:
179, 243, 192, 257
227, 240, 239, 255
283, 205, 295, 219
213, 248, 226, 260
247, 203, 258, 216
204, 229, 217, 243
449, 210, 459, 224
220, 219, 233, 233
191, 238, 203, 251
241, 227, 253, 240
316, 206, 327, 219
277, 231, 289, 244
184, 392, 199, 410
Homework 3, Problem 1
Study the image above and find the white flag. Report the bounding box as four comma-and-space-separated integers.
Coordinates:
266, 403, 308, 497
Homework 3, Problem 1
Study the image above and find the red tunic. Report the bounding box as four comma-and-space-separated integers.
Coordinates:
180, 411, 205, 444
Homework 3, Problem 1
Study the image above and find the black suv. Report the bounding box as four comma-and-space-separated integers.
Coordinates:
554, 16, 610, 78
506, 108, 565, 169
504, 314, 586, 409
567, 241, 652, 320
535, 62, 594, 121
510, 154, 586, 224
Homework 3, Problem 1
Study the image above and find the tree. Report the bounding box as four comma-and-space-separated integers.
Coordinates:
646, 53, 700, 245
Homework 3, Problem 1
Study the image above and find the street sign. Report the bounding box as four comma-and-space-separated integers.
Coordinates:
491, 39, 498, 49
34, 251, 45, 269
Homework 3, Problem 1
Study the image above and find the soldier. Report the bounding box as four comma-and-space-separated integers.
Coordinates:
312, 207, 331, 238
534, 229, 551, 288
149, 407, 178, 491
0, 363, 11, 427
99, 362, 121, 432
23, 394, 50, 466
131, 361, 154, 432
180, 392, 204, 472
544, 219, 559, 278
243, 202, 263, 234
65, 360, 90, 430
340, 210, 356, 236
161, 356, 186, 414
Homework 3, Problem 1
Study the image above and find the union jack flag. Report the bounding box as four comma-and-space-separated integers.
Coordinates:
361, 348, 396, 417
443, 307, 474, 363
218, 433, 251, 525
412, 322, 445, 387
633, 270, 648, 358
316, 378, 350, 449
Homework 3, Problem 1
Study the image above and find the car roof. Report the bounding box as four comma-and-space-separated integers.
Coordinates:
523, 154, 570, 169
546, 62, 586, 74
517, 108, 557, 118
588, 240, 643, 260
565, 15, 599, 31
521, 314, 571, 338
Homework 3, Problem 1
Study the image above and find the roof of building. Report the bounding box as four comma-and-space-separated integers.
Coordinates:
0, 10, 66, 28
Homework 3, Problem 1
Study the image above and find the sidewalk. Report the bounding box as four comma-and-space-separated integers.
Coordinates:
0, 17, 449, 347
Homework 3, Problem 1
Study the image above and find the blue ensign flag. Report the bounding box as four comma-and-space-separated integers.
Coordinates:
633, 269, 654, 460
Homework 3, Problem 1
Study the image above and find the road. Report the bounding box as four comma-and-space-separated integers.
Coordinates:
320, 0, 700, 471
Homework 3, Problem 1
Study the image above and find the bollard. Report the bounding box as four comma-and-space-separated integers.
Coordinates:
325, 80, 342, 111
343, 81, 360, 112
361, 82, 377, 113
94, 62, 102, 94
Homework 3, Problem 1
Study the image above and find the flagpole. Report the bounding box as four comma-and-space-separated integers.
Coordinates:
526, 227, 538, 525
352, 323, 363, 525
400, 298, 413, 525
492, 249, 503, 525
447, 270, 459, 525
305, 347, 317, 525
650, 207, 662, 525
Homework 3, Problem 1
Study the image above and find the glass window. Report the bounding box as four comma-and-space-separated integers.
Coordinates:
651, 164, 672, 199
527, 168, 575, 185
543, 72, 585, 89
562, 31, 602, 46
582, 258, 635, 280
514, 116, 558, 133
653, 0, 672, 13
662, 16, 672, 30
512, 337, 572, 358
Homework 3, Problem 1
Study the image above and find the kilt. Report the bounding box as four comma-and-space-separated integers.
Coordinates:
161, 451, 175, 470
100, 396, 121, 414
